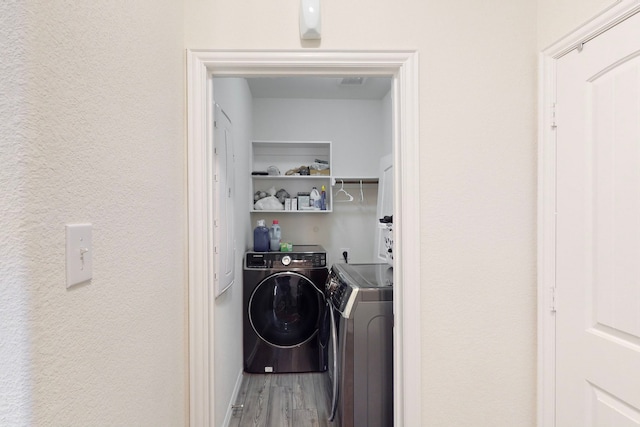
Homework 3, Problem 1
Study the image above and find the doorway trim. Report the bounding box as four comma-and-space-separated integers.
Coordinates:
187, 50, 421, 426
538, 2, 640, 426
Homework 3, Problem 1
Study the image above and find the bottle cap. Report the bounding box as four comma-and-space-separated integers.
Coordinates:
273, 219, 279, 224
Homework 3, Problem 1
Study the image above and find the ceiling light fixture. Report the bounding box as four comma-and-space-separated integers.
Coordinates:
300, 0, 321, 40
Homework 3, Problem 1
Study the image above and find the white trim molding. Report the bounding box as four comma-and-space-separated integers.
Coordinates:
221, 370, 244, 427
187, 50, 422, 427
537, 2, 640, 426
187, 49, 214, 427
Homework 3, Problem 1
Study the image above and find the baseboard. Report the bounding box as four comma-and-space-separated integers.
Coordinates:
222, 369, 244, 427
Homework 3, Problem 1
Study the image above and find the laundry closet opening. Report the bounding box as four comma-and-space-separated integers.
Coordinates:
211, 74, 395, 424
187, 49, 421, 427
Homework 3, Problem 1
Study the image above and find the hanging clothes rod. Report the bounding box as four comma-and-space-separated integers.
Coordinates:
332, 178, 379, 185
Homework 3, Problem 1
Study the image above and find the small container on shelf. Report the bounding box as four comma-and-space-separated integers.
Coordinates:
280, 242, 293, 252
297, 192, 310, 209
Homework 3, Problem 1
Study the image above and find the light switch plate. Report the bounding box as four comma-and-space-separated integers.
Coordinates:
66, 223, 92, 288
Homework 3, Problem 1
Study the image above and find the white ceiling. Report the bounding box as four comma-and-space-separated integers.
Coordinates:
245, 76, 392, 100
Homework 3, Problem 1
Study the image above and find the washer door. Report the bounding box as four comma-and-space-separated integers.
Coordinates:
248, 271, 324, 348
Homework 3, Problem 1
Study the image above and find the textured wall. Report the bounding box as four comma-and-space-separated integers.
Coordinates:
1, 2, 32, 425
1, 1, 186, 425
537, 0, 617, 48
185, 0, 538, 426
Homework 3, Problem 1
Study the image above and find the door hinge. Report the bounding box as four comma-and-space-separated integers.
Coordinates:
551, 103, 557, 129
549, 286, 557, 313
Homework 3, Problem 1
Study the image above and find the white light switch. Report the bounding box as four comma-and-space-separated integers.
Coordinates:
66, 223, 92, 288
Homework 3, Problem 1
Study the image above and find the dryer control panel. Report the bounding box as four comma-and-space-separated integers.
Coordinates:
326, 266, 358, 318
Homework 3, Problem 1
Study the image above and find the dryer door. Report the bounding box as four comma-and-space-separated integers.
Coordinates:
248, 271, 324, 348
327, 300, 339, 421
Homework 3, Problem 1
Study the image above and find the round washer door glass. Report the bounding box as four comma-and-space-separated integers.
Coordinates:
249, 271, 323, 348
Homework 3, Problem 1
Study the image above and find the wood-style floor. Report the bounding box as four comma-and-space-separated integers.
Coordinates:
229, 372, 336, 427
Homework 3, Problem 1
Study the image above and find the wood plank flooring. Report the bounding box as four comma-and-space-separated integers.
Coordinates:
229, 372, 336, 427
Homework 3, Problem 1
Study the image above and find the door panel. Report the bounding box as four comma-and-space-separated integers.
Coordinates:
555, 11, 640, 426
589, 383, 640, 426
213, 104, 235, 297
590, 53, 640, 348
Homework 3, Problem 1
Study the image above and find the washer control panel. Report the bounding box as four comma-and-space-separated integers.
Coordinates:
245, 250, 326, 269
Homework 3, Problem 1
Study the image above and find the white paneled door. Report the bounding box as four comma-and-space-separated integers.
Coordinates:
555, 11, 640, 426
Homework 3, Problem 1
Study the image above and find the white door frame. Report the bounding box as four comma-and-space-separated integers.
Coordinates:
187, 50, 422, 427
537, 2, 640, 426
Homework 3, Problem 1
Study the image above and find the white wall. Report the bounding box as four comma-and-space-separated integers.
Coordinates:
1, 2, 186, 425
537, 0, 618, 48
211, 78, 253, 427
0, 2, 31, 424
253, 98, 386, 178
185, 0, 538, 425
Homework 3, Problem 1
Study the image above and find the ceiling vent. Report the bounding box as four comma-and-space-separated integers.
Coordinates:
339, 77, 366, 85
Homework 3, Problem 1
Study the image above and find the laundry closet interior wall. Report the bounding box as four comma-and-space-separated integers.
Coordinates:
214, 77, 392, 262
209, 78, 253, 427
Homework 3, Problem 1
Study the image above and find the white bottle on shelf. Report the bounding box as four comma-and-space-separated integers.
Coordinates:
269, 220, 281, 251
310, 187, 321, 209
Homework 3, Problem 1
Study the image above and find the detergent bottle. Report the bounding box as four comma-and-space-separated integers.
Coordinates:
320, 185, 327, 210
310, 186, 321, 209
269, 219, 281, 251
253, 220, 270, 252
